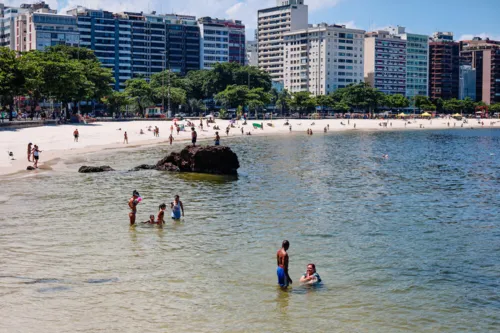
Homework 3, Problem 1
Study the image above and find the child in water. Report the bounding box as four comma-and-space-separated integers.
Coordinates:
157, 203, 166, 224
142, 215, 156, 224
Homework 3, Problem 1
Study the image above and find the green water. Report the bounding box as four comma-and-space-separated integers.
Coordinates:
1, 130, 499, 332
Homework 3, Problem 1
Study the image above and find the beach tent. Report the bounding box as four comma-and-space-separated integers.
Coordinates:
421, 112, 432, 117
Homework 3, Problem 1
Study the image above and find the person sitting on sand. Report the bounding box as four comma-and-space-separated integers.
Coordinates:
300, 263, 321, 284
140, 129, 145, 135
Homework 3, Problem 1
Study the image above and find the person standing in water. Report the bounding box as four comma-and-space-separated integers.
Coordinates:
128, 190, 141, 225
73, 129, 79, 142
277, 240, 292, 288
123, 131, 128, 144
214, 131, 220, 146
157, 203, 166, 224
170, 195, 184, 219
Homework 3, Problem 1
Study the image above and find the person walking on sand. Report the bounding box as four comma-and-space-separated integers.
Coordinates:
128, 190, 141, 225
169, 133, 174, 145
32, 145, 42, 168
170, 195, 184, 220
214, 131, 220, 146
73, 129, 79, 142
277, 240, 292, 288
241, 127, 244, 135
226, 126, 230, 136
123, 131, 128, 144
289, 125, 292, 132
27, 142, 32, 162
191, 127, 197, 147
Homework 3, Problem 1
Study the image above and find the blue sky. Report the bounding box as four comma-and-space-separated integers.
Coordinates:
5, 0, 499, 40
310, 0, 500, 41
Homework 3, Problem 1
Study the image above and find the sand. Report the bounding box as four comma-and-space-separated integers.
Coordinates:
1, 117, 498, 176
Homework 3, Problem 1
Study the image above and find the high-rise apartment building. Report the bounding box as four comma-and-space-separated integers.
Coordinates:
429, 32, 460, 100
364, 30, 407, 96
389, 26, 429, 98
1, 2, 56, 49
15, 9, 79, 52
246, 40, 258, 66
198, 17, 245, 69
460, 37, 500, 104
257, 0, 308, 84
459, 65, 476, 100
67, 7, 200, 90
283, 23, 365, 95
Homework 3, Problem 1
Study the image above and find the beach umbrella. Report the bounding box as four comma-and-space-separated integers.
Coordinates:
421, 112, 431, 117
397, 112, 407, 117
452, 113, 462, 118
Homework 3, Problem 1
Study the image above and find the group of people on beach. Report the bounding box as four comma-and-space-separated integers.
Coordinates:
26, 142, 42, 168
128, 190, 184, 226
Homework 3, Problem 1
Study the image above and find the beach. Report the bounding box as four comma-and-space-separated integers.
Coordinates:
0, 117, 498, 176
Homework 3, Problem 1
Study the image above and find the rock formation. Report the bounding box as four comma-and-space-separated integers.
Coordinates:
78, 165, 115, 173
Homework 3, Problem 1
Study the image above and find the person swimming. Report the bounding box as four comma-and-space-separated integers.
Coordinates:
299, 263, 321, 284
141, 214, 156, 224
170, 195, 184, 219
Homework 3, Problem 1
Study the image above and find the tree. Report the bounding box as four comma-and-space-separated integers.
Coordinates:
434, 97, 444, 113
390, 94, 410, 110
102, 91, 131, 115
275, 89, 291, 115
18, 50, 45, 117
214, 85, 250, 109
246, 87, 272, 118
290, 91, 315, 113
443, 98, 462, 114
412, 95, 432, 112
0, 47, 25, 120
187, 98, 206, 115
124, 78, 152, 116
488, 103, 500, 114
462, 97, 476, 114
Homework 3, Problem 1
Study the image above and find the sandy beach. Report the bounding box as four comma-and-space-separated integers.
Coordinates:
1, 117, 498, 176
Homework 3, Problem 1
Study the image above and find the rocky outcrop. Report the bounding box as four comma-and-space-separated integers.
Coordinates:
134, 145, 239, 175
78, 165, 115, 173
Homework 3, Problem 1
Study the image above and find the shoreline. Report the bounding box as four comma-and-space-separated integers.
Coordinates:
1, 118, 498, 178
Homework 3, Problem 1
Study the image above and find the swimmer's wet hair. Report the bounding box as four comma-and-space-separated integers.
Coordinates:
159, 203, 167, 210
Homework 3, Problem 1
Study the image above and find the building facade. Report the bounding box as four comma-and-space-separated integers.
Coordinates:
429, 32, 460, 100
460, 37, 500, 104
390, 26, 429, 98
459, 65, 476, 100
246, 40, 258, 66
283, 23, 365, 95
257, 0, 308, 83
15, 10, 79, 52
68, 7, 200, 90
364, 30, 407, 96
198, 16, 245, 69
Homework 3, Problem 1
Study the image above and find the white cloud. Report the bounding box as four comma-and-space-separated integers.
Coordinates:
459, 33, 500, 41
338, 20, 358, 29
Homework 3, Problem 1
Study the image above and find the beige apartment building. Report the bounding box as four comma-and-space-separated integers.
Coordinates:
283, 23, 365, 95
257, 0, 308, 84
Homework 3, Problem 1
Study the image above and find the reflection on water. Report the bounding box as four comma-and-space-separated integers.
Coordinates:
1, 129, 499, 332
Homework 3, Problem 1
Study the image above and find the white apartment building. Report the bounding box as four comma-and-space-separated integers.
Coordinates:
283, 23, 365, 95
364, 30, 407, 96
15, 10, 79, 52
198, 16, 245, 69
257, 0, 308, 84
389, 26, 429, 97
246, 40, 258, 66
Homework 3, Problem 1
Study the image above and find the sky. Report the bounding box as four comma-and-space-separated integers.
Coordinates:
3, 0, 500, 41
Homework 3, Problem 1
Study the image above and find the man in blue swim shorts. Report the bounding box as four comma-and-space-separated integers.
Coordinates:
276, 240, 292, 288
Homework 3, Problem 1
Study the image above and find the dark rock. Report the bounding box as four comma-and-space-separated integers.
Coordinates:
78, 165, 115, 173
26, 166, 35, 171
134, 145, 239, 175
130, 164, 157, 171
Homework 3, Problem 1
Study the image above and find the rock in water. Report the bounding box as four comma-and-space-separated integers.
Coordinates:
78, 166, 115, 173
26, 166, 35, 171
154, 145, 239, 175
